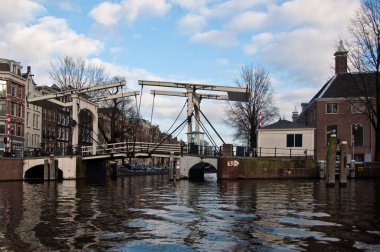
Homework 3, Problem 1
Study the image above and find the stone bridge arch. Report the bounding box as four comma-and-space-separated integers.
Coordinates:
23, 157, 77, 180
188, 162, 217, 180
178, 156, 218, 179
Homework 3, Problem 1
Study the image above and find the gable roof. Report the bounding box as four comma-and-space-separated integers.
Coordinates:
310, 72, 376, 103
262, 119, 313, 129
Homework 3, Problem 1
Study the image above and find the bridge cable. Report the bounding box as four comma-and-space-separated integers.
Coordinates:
164, 100, 187, 136
74, 121, 108, 155
150, 92, 155, 124
199, 108, 225, 145
193, 114, 219, 153
137, 84, 143, 117
174, 120, 187, 139
148, 117, 189, 155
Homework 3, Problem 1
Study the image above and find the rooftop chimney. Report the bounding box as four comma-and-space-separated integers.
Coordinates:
334, 40, 348, 75
292, 106, 299, 122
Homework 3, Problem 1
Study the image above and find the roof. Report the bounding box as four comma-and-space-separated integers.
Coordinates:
310, 72, 376, 102
262, 119, 314, 130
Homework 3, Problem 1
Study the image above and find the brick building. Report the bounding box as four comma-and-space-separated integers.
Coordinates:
0, 59, 26, 156
296, 42, 375, 162
36, 84, 71, 155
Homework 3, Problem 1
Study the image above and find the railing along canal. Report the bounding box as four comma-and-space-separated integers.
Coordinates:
81, 142, 186, 157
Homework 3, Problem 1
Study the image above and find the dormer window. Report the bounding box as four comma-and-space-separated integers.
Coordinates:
326, 103, 338, 114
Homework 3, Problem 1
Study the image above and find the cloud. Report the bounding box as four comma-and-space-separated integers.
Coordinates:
226, 11, 268, 32
178, 14, 207, 34
191, 30, 238, 47
171, 0, 209, 11
242, 0, 360, 87
89, 0, 171, 26
269, 0, 360, 30
89, 58, 161, 89
199, 0, 270, 19
89, 2, 122, 26
274, 87, 319, 120
243, 32, 274, 55
0, 0, 45, 24
0, 1, 103, 85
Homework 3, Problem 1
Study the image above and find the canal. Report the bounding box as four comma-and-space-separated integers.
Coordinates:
0, 175, 379, 251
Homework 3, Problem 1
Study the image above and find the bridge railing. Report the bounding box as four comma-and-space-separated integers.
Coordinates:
186, 144, 220, 157
232, 146, 315, 159
81, 142, 186, 156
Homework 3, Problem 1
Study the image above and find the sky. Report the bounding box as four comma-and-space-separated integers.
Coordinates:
0, 0, 361, 145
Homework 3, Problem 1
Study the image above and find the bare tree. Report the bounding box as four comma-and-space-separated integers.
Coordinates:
225, 64, 279, 148
345, 0, 380, 160
98, 77, 137, 143
49, 55, 106, 89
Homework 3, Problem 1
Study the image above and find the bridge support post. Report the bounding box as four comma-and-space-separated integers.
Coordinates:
169, 151, 174, 181
339, 141, 348, 186
175, 158, 180, 180
326, 134, 336, 187
44, 158, 49, 180
49, 154, 56, 180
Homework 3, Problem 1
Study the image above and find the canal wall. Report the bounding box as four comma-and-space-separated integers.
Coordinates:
355, 162, 380, 178
218, 157, 318, 179
0, 158, 23, 181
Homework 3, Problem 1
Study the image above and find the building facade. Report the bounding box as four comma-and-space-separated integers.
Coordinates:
296, 42, 375, 162
257, 119, 315, 158
24, 66, 42, 154
36, 85, 71, 155
0, 59, 26, 156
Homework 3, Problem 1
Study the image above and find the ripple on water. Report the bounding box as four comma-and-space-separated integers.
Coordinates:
354, 241, 380, 251
278, 217, 342, 227
270, 227, 340, 242
114, 240, 198, 252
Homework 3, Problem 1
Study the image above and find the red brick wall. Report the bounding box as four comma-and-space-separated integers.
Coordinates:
0, 158, 23, 181
299, 99, 373, 161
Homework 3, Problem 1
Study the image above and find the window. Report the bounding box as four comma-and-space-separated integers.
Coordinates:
17, 124, 21, 136
10, 123, 15, 135
18, 104, 22, 117
326, 103, 338, 114
18, 86, 22, 98
326, 124, 338, 145
0, 100, 5, 116
0, 80, 6, 97
26, 112, 30, 127
0, 122, 5, 134
25, 133, 29, 147
32, 114, 39, 128
11, 83, 16, 96
287, 134, 302, 147
11, 102, 15, 116
352, 124, 363, 147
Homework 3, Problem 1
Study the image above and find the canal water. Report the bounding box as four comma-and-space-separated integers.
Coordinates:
0, 175, 379, 251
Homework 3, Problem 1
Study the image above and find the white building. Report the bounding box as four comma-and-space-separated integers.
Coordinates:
24, 66, 42, 154
257, 119, 315, 158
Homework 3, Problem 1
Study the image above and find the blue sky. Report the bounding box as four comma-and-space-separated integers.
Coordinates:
0, 0, 361, 144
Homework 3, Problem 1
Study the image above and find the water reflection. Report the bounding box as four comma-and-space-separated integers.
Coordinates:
0, 177, 378, 251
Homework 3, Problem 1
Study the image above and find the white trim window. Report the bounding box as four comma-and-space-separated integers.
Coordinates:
326, 103, 338, 114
